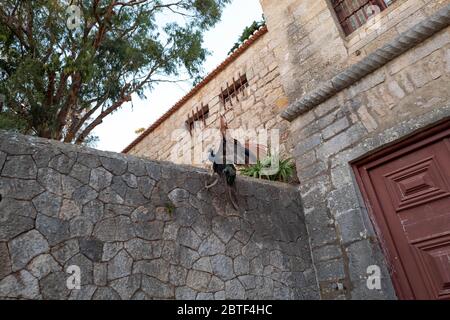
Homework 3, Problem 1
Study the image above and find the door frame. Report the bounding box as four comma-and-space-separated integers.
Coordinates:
351, 119, 450, 300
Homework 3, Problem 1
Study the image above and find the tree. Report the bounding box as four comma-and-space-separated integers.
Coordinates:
0, 0, 230, 144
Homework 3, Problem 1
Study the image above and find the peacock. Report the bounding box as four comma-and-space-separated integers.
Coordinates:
205, 143, 240, 210
205, 115, 263, 210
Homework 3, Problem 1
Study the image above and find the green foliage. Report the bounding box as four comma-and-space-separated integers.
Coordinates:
0, 0, 230, 144
192, 74, 205, 86
276, 157, 296, 183
135, 127, 145, 135
240, 160, 263, 179
240, 156, 295, 183
0, 111, 27, 132
228, 17, 265, 55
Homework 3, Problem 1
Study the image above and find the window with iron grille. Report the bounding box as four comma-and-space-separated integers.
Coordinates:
219, 73, 249, 108
331, 0, 396, 36
186, 104, 209, 134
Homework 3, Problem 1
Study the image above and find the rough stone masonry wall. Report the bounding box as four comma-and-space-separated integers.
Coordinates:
260, 0, 450, 105
0, 131, 316, 300
260, 0, 349, 104
258, 0, 450, 299
344, 0, 450, 59
290, 26, 450, 300
128, 31, 291, 166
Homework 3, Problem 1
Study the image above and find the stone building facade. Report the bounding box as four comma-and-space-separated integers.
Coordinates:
123, 26, 291, 167
122, 0, 450, 300
261, 0, 450, 300
1, 0, 449, 301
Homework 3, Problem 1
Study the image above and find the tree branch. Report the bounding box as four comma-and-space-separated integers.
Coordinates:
75, 84, 132, 144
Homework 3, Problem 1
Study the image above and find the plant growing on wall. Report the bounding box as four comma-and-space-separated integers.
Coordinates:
0, 0, 230, 144
228, 17, 265, 55
240, 156, 295, 183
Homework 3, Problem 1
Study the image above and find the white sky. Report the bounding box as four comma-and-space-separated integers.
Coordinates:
93, 0, 264, 152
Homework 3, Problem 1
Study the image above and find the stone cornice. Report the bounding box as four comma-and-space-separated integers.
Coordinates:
281, 4, 450, 122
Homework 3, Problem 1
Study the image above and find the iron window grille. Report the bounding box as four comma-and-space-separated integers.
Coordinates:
331, 0, 396, 36
219, 73, 249, 109
186, 104, 209, 135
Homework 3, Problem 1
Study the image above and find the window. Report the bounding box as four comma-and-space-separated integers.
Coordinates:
219, 73, 249, 108
186, 104, 209, 134
331, 0, 396, 36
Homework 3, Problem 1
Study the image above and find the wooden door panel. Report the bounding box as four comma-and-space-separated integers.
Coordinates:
383, 156, 450, 213
412, 234, 450, 299
353, 121, 450, 300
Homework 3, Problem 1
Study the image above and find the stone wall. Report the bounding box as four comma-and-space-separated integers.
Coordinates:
126, 30, 291, 167
256, 0, 450, 300
0, 131, 316, 300
260, 0, 450, 104
345, 0, 450, 60
287, 23, 450, 299
260, 0, 349, 105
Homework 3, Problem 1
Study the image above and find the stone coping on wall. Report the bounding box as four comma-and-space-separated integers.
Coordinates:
280, 4, 450, 122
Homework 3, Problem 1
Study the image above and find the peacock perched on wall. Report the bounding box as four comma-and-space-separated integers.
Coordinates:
207, 147, 237, 187
205, 115, 265, 210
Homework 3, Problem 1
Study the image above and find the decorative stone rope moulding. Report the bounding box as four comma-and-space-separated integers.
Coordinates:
281, 4, 450, 122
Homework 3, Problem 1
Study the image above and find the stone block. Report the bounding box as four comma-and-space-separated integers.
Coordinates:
317, 124, 366, 160
110, 274, 142, 300
92, 287, 121, 300
315, 259, 346, 282
100, 156, 128, 176
175, 286, 197, 300
322, 117, 350, 140
79, 239, 104, 262
186, 270, 211, 291
108, 250, 133, 281
36, 214, 70, 246
225, 278, 246, 300
313, 245, 342, 263
9, 230, 50, 271
211, 255, 234, 281
293, 133, 322, 157
27, 254, 61, 279
93, 263, 108, 286
336, 209, 367, 245
0, 243, 12, 280
49, 153, 75, 175
198, 234, 226, 256
0, 270, 40, 299
2, 155, 37, 179
0, 198, 36, 241
133, 259, 170, 282
327, 185, 360, 218
40, 272, 71, 300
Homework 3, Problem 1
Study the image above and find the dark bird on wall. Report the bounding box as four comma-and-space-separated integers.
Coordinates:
205, 146, 239, 211
207, 148, 237, 187
205, 115, 260, 210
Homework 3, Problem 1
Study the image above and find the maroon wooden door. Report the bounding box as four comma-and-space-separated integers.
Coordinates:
353, 121, 450, 300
